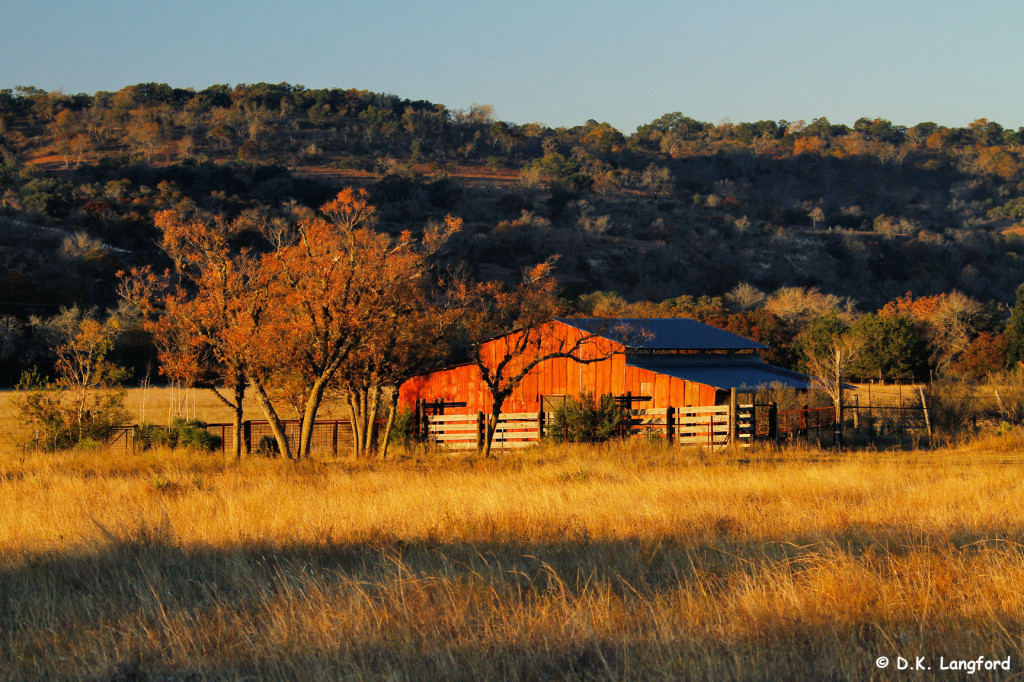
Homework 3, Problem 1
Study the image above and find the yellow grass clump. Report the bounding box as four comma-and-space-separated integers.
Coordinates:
2, 439, 1024, 679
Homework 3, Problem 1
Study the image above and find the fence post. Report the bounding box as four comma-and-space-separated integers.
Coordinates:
898, 389, 904, 444
476, 412, 484, 451
414, 399, 422, 440
332, 420, 339, 456
537, 409, 545, 441
729, 388, 738, 445
748, 400, 756, 445
666, 406, 675, 445
768, 403, 778, 446
920, 387, 932, 440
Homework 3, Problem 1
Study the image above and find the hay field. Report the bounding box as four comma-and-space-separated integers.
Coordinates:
3, 436, 1024, 680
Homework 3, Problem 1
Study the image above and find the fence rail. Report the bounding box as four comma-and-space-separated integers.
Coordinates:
425, 404, 745, 450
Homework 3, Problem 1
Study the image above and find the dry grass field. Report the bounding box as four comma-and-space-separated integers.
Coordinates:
3, 433, 1024, 680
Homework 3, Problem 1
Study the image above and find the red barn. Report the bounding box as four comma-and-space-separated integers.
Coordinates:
399, 318, 810, 414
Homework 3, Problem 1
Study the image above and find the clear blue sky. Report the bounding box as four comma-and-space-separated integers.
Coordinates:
2, 0, 1022, 133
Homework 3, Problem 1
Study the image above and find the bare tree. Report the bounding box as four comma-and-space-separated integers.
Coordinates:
455, 259, 642, 457
804, 333, 863, 446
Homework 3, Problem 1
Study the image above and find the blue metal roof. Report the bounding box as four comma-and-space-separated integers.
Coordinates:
627, 357, 813, 390
557, 317, 769, 351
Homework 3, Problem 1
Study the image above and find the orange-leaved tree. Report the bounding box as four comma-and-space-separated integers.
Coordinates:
128, 188, 459, 461
121, 210, 273, 459
332, 296, 456, 458
256, 188, 458, 460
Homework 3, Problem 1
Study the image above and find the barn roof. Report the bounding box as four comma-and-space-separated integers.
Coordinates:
557, 317, 769, 351
627, 356, 813, 390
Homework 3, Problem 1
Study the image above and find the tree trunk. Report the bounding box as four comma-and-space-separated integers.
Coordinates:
297, 376, 331, 461
834, 349, 844, 448
249, 378, 292, 459
232, 378, 245, 459
346, 389, 363, 457
367, 384, 381, 453
482, 407, 502, 458
210, 375, 247, 459
378, 390, 400, 460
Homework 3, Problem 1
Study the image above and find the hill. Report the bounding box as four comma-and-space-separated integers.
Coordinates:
1, 82, 1023, 382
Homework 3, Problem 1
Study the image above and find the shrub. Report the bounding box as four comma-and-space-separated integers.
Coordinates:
135, 418, 221, 452
388, 407, 417, 447
926, 377, 982, 435
256, 435, 280, 457
134, 421, 170, 450
547, 392, 627, 443
167, 418, 221, 452
172, 418, 221, 451
14, 367, 129, 451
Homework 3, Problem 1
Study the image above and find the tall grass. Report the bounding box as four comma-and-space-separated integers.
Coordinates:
2, 439, 1024, 679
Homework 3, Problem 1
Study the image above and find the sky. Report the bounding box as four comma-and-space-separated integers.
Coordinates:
2, 0, 1022, 134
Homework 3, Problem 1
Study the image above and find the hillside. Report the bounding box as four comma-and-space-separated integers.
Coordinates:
1, 82, 1024, 383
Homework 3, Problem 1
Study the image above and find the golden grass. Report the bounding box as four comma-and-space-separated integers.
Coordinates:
2, 439, 1024, 679
0, 385, 350, 424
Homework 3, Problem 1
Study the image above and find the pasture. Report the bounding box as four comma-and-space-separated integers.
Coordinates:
2, 427, 1024, 679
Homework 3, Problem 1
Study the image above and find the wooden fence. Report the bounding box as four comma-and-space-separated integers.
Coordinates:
428, 412, 541, 450
626, 405, 733, 446
426, 404, 747, 450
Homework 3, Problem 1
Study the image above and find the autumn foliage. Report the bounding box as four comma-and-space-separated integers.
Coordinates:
125, 188, 459, 459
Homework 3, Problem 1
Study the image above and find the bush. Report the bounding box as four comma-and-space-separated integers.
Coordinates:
14, 367, 129, 451
134, 421, 170, 450
388, 407, 416, 447
548, 392, 627, 443
135, 418, 221, 452
256, 435, 279, 457
926, 377, 982, 435
171, 418, 221, 451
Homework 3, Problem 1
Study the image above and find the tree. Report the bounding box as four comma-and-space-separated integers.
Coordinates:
725, 282, 767, 312
800, 314, 862, 446
122, 210, 272, 460
924, 291, 983, 374
327, 212, 459, 459
455, 259, 636, 457
332, 300, 453, 458
129, 189, 457, 462
848, 313, 927, 381
1005, 283, 1024, 367
808, 206, 825, 229
951, 331, 1008, 379
256, 189, 457, 460
13, 309, 129, 450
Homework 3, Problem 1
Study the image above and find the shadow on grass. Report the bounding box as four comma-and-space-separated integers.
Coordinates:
3, 524, 1023, 680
